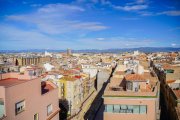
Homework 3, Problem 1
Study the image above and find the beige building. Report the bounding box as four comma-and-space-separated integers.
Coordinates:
15, 56, 51, 66
59, 75, 84, 115
0, 70, 59, 120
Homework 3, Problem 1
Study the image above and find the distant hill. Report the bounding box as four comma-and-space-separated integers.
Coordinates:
74, 47, 180, 53
0, 47, 180, 53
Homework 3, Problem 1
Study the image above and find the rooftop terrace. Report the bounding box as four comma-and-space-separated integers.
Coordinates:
104, 83, 158, 98
104, 65, 159, 98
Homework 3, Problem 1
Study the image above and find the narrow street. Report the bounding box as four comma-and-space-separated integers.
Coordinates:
83, 83, 106, 120
94, 103, 104, 120
84, 66, 116, 120
160, 90, 169, 120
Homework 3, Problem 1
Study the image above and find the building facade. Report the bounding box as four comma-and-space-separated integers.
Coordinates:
0, 71, 59, 120
103, 63, 160, 120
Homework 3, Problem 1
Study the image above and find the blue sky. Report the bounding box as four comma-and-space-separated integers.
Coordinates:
0, 0, 180, 50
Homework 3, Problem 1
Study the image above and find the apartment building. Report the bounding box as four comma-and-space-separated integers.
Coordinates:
0, 69, 59, 120
15, 56, 51, 66
58, 75, 84, 115
103, 62, 160, 120
153, 62, 180, 120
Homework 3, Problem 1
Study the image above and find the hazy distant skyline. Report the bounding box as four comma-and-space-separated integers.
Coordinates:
0, 0, 180, 50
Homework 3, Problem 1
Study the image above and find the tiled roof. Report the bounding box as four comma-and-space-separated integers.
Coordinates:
166, 80, 176, 84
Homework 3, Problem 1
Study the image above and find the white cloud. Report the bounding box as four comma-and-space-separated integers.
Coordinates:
71, 22, 107, 31
103, 1, 179, 17
0, 3, 109, 49
158, 10, 180, 16
96, 37, 105, 40
126, 0, 147, 5
113, 5, 148, 11
81, 0, 149, 12
101, 0, 149, 12
38, 3, 85, 13
0, 25, 55, 43
75, 0, 149, 13
137, 10, 180, 17
137, 11, 154, 16
171, 43, 176, 46
171, 43, 177, 47
0, 24, 77, 49
6, 3, 107, 35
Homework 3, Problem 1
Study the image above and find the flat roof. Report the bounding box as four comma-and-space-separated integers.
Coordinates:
0, 78, 29, 87
104, 70, 159, 97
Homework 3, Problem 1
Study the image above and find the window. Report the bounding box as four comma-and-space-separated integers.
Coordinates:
15, 100, 25, 115
127, 105, 133, 113
127, 82, 132, 90
133, 105, 139, 114
140, 105, 147, 114
34, 113, 39, 120
106, 105, 113, 112
104, 104, 147, 114
120, 105, 127, 113
47, 104, 53, 115
113, 105, 120, 113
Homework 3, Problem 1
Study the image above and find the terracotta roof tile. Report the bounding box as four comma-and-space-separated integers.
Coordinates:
166, 80, 176, 83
